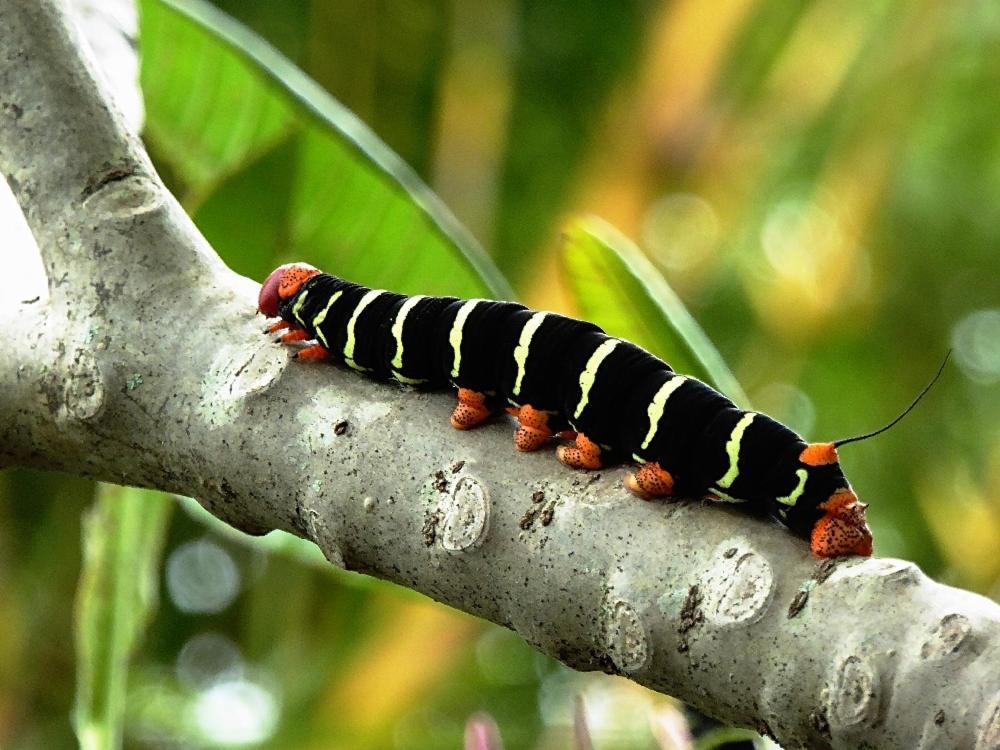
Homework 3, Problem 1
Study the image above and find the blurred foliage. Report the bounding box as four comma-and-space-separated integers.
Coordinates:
73, 487, 172, 750
2, 0, 998, 748
489, 0, 658, 284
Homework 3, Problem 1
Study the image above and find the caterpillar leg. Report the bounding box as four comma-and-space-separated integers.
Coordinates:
556, 433, 603, 470
278, 329, 311, 344
625, 462, 675, 501
293, 344, 329, 361
511, 404, 554, 452
450, 388, 492, 430
265, 319, 293, 334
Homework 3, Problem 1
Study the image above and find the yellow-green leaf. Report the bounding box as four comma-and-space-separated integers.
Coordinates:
562, 216, 749, 408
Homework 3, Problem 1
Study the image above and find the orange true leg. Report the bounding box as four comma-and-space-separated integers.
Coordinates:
294, 344, 330, 361
625, 462, 675, 501
279, 329, 311, 344
513, 404, 554, 452
450, 389, 492, 430
266, 319, 293, 334
556, 433, 603, 470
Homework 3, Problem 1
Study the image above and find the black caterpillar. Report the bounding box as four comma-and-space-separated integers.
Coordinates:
259, 262, 882, 557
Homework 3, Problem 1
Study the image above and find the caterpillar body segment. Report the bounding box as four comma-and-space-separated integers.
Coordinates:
259, 263, 874, 558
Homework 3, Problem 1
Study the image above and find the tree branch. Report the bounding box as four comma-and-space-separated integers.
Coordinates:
1, 2, 998, 748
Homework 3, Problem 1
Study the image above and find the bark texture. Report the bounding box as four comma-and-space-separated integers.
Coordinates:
1, 2, 999, 748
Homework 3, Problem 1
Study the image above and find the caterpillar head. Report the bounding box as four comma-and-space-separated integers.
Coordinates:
811, 488, 872, 558
793, 355, 947, 558
258, 263, 320, 317
798, 442, 873, 558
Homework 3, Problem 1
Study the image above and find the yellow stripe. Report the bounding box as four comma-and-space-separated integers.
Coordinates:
639, 376, 687, 450
716, 412, 757, 489
392, 371, 428, 386
390, 295, 426, 370
449, 299, 482, 379
344, 289, 384, 371
512, 312, 548, 397
710, 488, 748, 504
574, 339, 620, 419
776, 468, 809, 506
311, 290, 343, 348
291, 289, 309, 326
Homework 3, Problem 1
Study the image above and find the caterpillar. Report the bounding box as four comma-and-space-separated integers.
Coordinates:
258, 262, 928, 559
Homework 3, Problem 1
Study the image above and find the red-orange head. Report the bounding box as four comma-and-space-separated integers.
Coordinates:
258, 263, 320, 317
810, 489, 873, 558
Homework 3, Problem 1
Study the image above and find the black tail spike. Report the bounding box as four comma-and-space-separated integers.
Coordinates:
833, 350, 951, 449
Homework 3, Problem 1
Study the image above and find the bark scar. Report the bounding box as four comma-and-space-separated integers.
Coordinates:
82, 163, 141, 200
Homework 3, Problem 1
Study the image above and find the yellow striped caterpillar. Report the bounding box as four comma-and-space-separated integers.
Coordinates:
259, 262, 941, 557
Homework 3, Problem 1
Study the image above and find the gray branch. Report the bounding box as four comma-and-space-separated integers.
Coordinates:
1, 2, 998, 748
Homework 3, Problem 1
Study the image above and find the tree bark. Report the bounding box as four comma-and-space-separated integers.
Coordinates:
1, 2, 998, 749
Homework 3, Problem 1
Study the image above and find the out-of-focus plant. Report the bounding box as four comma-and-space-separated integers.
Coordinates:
464, 712, 504, 750
73, 487, 172, 750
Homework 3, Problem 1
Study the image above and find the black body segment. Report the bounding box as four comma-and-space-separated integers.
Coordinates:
446, 300, 532, 394
506, 313, 604, 414
389, 295, 461, 384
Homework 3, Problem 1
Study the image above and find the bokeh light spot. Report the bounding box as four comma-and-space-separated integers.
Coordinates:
748, 187, 871, 339
952, 308, 1000, 384
761, 195, 842, 284
166, 539, 241, 614
176, 632, 244, 690
641, 192, 720, 273
191, 679, 279, 746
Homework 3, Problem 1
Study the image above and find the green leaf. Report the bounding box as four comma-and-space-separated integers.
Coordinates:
209, 0, 449, 179
561, 217, 749, 408
73, 485, 172, 750
140, 0, 513, 299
